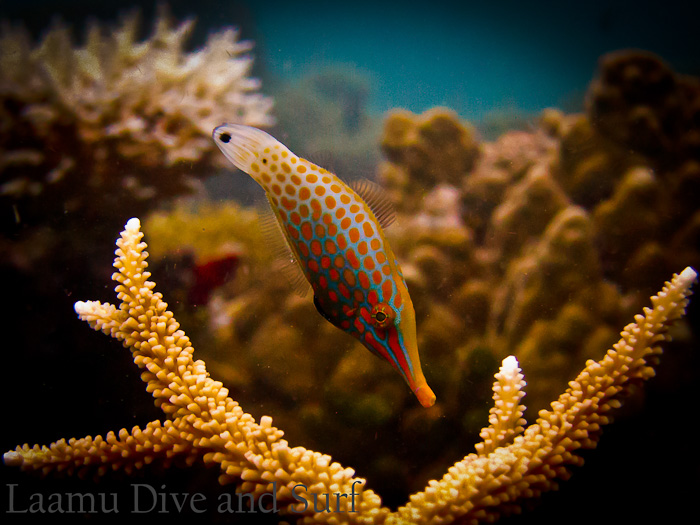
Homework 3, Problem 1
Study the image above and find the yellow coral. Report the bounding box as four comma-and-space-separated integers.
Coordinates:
4, 218, 696, 524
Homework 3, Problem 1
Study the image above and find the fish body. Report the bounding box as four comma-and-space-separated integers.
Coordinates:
213, 124, 435, 408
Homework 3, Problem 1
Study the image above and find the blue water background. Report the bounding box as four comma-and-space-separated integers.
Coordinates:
5, 0, 700, 121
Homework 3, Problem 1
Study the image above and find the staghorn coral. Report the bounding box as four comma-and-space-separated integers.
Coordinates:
3, 217, 696, 524
0, 8, 273, 227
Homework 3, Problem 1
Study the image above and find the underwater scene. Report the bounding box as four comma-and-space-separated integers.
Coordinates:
1, 1, 699, 524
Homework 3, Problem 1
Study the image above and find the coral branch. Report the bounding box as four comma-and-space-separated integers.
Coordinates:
3, 218, 695, 524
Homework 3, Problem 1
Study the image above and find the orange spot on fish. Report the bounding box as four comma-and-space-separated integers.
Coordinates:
291, 212, 301, 225
279, 210, 287, 222
288, 225, 300, 240
272, 184, 282, 195
291, 174, 301, 184
325, 239, 338, 254
285, 184, 296, 196
308, 259, 319, 273
341, 217, 352, 229
306, 173, 317, 183
323, 213, 333, 225
337, 234, 347, 250
252, 163, 261, 173
297, 165, 307, 174
311, 199, 322, 220
363, 256, 375, 270
340, 194, 351, 205
298, 241, 309, 257
370, 238, 380, 250
343, 269, 356, 287
338, 283, 350, 299
372, 270, 382, 285
354, 289, 365, 302
382, 280, 393, 300
335, 208, 346, 219
319, 275, 328, 289
355, 213, 365, 223
347, 249, 360, 269
360, 307, 371, 323
368, 290, 378, 306
299, 187, 310, 200
315, 186, 326, 196
282, 162, 291, 173
321, 256, 331, 268
363, 222, 374, 237
301, 222, 313, 240
315, 224, 326, 237
328, 290, 338, 302
331, 184, 341, 193
322, 176, 331, 183
328, 224, 337, 236
282, 197, 296, 210
358, 241, 368, 255
311, 240, 322, 256
358, 271, 370, 289
354, 317, 365, 333
325, 195, 336, 209
394, 291, 402, 308
334, 255, 345, 268
376, 252, 386, 264
300, 204, 309, 217
382, 265, 391, 275
350, 204, 360, 213
329, 269, 340, 281
349, 228, 360, 243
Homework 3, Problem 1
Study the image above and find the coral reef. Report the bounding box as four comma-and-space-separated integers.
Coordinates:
135, 51, 700, 504
4, 217, 696, 524
0, 10, 272, 234
586, 50, 700, 167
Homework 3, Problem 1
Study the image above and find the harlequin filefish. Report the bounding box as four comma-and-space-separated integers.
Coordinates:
213, 124, 436, 408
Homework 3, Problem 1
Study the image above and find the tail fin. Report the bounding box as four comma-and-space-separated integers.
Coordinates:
213, 124, 282, 175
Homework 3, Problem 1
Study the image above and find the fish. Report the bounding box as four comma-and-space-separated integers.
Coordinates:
212, 124, 436, 408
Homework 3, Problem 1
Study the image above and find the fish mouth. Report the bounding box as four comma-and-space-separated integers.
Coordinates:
414, 383, 436, 408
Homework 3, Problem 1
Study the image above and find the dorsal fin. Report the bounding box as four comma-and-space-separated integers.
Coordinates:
350, 178, 396, 229
258, 198, 311, 297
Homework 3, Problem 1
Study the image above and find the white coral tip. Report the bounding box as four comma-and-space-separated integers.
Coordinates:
125, 218, 141, 232
502, 355, 519, 372
3, 451, 22, 466
679, 267, 697, 287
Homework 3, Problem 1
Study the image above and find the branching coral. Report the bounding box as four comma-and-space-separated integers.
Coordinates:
4, 218, 696, 524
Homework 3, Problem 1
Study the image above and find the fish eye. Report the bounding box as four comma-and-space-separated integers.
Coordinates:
370, 303, 395, 328
219, 132, 231, 144
262, 158, 267, 164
